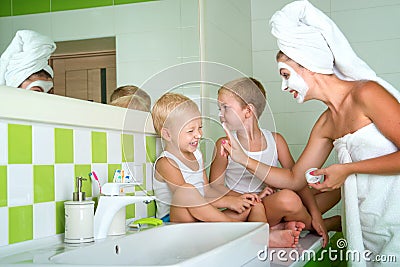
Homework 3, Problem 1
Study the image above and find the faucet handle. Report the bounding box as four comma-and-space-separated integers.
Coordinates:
101, 182, 140, 196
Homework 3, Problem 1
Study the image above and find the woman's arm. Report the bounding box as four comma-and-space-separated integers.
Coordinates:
311, 82, 400, 191
221, 121, 333, 190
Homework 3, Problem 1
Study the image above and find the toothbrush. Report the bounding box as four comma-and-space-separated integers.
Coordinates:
91, 171, 102, 194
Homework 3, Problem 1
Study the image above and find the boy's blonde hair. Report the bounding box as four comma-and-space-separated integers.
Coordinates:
152, 93, 199, 136
218, 77, 266, 118
110, 85, 151, 110
110, 95, 149, 112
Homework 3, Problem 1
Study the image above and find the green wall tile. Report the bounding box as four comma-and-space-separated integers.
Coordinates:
147, 200, 156, 217
51, 0, 112, 12
56, 201, 65, 234
92, 132, 107, 163
114, 0, 157, 5
9, 205, 33, 244
8, 124, 32, 164
146, 136, 156, 163
74, 165, 92, 197
0, 166, 7, 207
12, 0, 50, 15
108, 164, 121, 183
0, 0, 12, 17
34, 165, 55, 203
55, 128, 73, 164
121, 134, 134, 162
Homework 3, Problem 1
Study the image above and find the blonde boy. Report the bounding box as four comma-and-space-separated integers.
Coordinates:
151, 93, 261, 223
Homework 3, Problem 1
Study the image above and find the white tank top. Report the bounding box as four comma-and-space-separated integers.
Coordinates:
153, 149, 205, 218
225, 129, 279, 194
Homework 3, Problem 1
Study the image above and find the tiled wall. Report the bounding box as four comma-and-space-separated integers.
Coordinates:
0, 0, 200, 103
0, 0, 156, 17
0, 119, 159, 247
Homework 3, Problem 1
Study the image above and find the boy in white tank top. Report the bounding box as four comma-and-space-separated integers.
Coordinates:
151, 93, 265, 223
210, 77, 339, 247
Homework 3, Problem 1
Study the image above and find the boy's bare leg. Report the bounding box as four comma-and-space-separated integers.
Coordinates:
170, 183, 239, 222
247, 201, 268, 222
263, 189, 312, 229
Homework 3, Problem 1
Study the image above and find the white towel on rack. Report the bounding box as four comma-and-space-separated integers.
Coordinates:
0, 30, 56, 88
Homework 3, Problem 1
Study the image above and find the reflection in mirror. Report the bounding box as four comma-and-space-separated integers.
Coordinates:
50, 37, 116, 104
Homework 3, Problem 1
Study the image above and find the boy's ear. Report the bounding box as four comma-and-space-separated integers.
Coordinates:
160, 127, 172, 141
245, 104, 256, 118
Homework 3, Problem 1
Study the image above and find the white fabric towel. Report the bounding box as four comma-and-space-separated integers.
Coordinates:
270, 0, 400, 100
0, 30, 56, 88
334, 124, 400, 266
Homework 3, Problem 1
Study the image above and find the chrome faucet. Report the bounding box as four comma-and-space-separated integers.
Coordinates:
93, 183, 154, 240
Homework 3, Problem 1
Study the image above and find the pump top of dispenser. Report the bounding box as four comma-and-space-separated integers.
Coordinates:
73, 177, 86, 201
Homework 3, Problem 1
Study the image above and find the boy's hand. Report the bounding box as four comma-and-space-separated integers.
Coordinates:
258, 186, 276, 199
241, 193, 261, 203
227, 195, 255, 214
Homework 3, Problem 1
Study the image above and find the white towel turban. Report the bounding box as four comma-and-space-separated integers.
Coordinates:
0, 30, 56, 88
270, 0, 400, 100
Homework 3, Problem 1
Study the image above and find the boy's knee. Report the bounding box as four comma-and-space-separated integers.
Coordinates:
276, 189, 303, 212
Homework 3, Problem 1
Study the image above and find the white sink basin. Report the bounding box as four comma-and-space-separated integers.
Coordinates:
48, 222, 268, 266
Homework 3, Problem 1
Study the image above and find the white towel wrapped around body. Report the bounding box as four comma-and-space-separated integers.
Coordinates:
0, 30, 56, 89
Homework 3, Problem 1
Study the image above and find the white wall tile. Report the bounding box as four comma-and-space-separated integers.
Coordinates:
51, 6, 115, 41
32, 125, 54, 165
33, 202, 55, 239
134, 133, 146, 164
180, 0, 198, 28
145, 163, 153, 191
91, 163, 108, 196
0, 207, 8, 246
331, 0, 400, 12
54, 164, 74, 201
0, 122, 7, 165
332, 5, 400, 44
117, 29, 181, 63
251, 19, 275, 52
352, 39, 400, 76
132, 164, 144, 184
114, 0, 180, 35
74, 129, 91, 164
0, 17, 15, 54
12, 13, 52, 39
107, 131, 122, 164
8, 165, 33, 207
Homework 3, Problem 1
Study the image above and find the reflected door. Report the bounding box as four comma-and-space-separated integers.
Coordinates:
51, 52, 116, 103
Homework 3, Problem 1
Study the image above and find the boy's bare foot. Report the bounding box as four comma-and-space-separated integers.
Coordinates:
269, 229, 301, 248
271, 221, 305, 232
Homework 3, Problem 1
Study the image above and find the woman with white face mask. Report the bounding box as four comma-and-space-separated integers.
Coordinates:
221, 0, 400, 264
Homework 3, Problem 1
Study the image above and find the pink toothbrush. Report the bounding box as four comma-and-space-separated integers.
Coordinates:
91, 171, 102, 194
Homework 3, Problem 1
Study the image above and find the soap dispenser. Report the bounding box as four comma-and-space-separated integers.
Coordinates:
64, 177, 95, 243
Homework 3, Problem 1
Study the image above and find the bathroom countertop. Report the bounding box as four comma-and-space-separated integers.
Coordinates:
270, 231, 336, 267
0, 228, 334, 267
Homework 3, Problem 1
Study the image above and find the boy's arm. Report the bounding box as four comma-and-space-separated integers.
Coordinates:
208, 138, 233, 195
155, 157, 188, 193
274, 132, 295, 169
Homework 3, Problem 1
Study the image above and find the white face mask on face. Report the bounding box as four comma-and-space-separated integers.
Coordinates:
25, 80, 54, 93
278, 62, 309, 103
